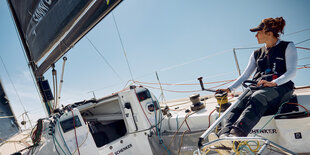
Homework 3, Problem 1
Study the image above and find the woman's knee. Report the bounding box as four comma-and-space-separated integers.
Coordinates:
250, 93, 268, 107
251, 88, 279, 104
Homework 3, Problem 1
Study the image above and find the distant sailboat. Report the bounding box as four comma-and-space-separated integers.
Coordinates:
0, 80, 19, 143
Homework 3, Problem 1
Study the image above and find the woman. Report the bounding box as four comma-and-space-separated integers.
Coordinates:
209, 17, 298, 149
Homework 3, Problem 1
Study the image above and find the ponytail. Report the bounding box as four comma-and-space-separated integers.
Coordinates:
275, 17, 286, 34
262, 17, 286, 38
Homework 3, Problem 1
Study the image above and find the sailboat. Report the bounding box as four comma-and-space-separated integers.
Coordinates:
1, 0, 310, 155
0, 80, 19, 143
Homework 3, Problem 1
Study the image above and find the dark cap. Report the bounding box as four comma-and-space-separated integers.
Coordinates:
250, 22, 264, 32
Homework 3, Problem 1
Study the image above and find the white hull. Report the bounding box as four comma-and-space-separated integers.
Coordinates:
1, 86, 310, 155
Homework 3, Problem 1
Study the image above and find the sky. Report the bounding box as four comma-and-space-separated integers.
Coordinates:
0, 0, 309, 129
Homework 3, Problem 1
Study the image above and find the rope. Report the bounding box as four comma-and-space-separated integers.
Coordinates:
184, 117, 191, 132
133, 88, 156, 133
208, 108, 217, 128
297, 65, 310, 69
287, 102, 309, 117
153, 99, 171, 155
167, 111, 197, 151
136, 79, 234, 94
232, 101, 310, 154
137, 83, 201, 93
112, 12, 134, 81
134, 79, 235, 86
177, 130, 190, 155
215, 96, 225, 133
233, 141, 259, 154
53, 132, 67, 155
72, 130, 89, 155
71, 110, 80, 155
208, 80, 234, 89
57, 119, 72, 155
31, 119, 43, 146
52, 133, 61, 155
296, 47, 310, 50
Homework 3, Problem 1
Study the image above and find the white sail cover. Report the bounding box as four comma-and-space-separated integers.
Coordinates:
8, 0, 122, 76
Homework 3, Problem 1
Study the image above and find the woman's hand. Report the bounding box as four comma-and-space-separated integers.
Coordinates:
257, 80, 277, 87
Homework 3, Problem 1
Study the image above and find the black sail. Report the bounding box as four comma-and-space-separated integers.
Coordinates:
8, 0, 122, 115
8, 0, 122, 76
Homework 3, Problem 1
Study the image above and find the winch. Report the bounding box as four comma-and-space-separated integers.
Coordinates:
215, 90, 231, 112
190, 94, 205, 111
197, 77, 231, 112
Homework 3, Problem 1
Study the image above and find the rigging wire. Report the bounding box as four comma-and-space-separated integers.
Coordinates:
137, 83, 201, 93
159, 49, 231, 72
146, 71, 235, 87
232, 27, 310, 51
155, 72, 167, 104
134, 79, 235, 86
94, 26, 310, 92
298, 56, 310, 61
0, 56, 32, 128
134, 38, 307, 80
284, 27, 310, 37
295, 38, 310, 45
112, 12, 135, 82
86, 36, 123, 81
297, 64, 310, 67
136, 80, 233, 93
234, 39, 310, 53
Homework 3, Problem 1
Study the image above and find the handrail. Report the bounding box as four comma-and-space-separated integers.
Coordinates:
198, 87, 251, 148
197, 136, 296, 155
196, 84, 297, 155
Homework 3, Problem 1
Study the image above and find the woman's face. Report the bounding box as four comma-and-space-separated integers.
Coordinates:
255, 30, 268, 44
255, 30, 274, 44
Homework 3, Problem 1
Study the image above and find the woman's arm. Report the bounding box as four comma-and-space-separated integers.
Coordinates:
228, 52, 257, 91
272, 42, 297, 85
